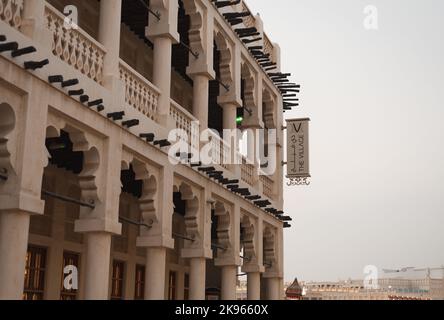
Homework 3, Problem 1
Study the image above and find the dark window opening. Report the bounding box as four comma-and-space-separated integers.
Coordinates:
208, 41, 223, 135
46, 130, 84, 174
111, 260, 125, 300
121, 165, 143, 198
134, 264, 145, 300
60, 251, 80, 300
23, 246, 47, 300
168, 271, 177, 300
184, 273, 190, 300
173, 192, 187, 217
172, 0, 193, 86
121, 0, 153, 48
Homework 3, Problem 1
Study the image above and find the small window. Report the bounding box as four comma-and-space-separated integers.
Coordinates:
184, 273, 190, 300
111, 261, 125, 300
60, 251, 80, 300
134, 265, 145, 300
23, 246, 47, 300
168, 271, 177, 300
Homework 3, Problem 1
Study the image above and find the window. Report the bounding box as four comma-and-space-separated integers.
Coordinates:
111, 261, 125, 300
168, 271, 177, 300
60, 251, 80, 300
23, 246, 47, 300
134, 265, 145, 300
184, 273, 190, 300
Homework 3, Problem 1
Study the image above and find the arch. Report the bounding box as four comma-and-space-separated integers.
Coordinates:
174, 181, 201, 245
263, 227, 276, 268
214, 31, 233, 88
213, 201, 232, 255
262, 89, 276, 129
78, 146, 100, 205
241, 215, 256, 263
133, 160, 158, 226
44, 125, 100, 206
0, 103, 16, 177
241, 62, 256, 112
182, 0, 204, 56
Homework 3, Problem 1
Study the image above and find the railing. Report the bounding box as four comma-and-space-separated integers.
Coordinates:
119, 60, 160, 122
263, 34, 275, 62
208, 131, 231, 169
260, 175, 274, 199
241, 156, 255, 186
0, 0, 23, 30
44, 2, 105, 84
170, 100, 199, 146
241, 2, 255, 28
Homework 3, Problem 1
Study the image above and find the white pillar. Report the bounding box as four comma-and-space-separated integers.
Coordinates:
153, 37, 173, 119
247, 272, 261, 300
189, 257, 206, 300
83, 232, 112, 300
192, 75, 210, 130
21, 0, 52, 46
145, 247, 167, 300
220, 265, 237, 300
0, 211, 30, 300
266, 277, 280, 300
99, 0, 122, 77
223, 103, 237, 131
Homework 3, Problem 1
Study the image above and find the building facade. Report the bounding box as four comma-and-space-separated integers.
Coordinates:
0, 0, 288, 300
303, 276, 444, 300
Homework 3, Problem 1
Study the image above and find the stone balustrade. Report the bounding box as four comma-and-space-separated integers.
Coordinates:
119, 60, 160, 122
0, 0, 23, 31
44, 2, 105, 84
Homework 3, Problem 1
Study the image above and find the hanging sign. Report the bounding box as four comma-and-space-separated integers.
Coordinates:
286, 118, 310, 185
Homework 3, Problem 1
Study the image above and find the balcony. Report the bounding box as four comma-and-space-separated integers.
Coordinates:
260, 175, 275, 199
44, 2, 105, 84
119, 59, 160, 123
3, 0, 279, 204
0, 0, 23, 31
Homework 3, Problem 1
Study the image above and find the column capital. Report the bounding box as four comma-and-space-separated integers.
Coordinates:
146, 0, 180, 43
242, 264, 266, 274
215, 256, 242, 268
182, 247, 213, 260
188, 69, 216, 82
218, 97, 243, 109
75, 218, 121, 235
136, 235, 175, 250
0, 191, 45, 216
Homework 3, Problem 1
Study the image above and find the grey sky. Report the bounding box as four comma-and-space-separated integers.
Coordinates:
246, 0, 444, 282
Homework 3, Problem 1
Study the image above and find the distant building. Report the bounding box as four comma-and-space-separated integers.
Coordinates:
302, 270, 444, 300
285, 278, 303, 300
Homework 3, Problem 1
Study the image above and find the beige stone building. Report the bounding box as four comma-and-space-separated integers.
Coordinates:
303, 275, 444, 300
0, 0, 289, 300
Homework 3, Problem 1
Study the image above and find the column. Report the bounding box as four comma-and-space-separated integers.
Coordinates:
189, 257, 206, 300
83, 232, 112, 300
145, 247, 167, 300
221, 265, 237, 300
192, 75, 210, 130
223, 103, 237, 131
0, 211, 30, 300
98, 0, 122, 78
247, 272, 261, 300
265, 277, 280, 300
153, 37, 174, 119
21, 0, 52, 46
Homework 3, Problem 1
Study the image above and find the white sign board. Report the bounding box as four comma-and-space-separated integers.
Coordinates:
286, 118, 310, 178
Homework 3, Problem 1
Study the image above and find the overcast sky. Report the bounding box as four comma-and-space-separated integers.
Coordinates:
247, 0, 444, 282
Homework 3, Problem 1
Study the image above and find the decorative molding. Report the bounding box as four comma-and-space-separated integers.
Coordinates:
0, 103, 16, 178
0, 0, 23, 31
